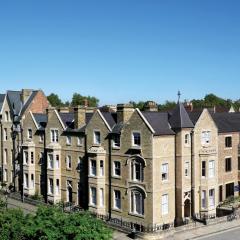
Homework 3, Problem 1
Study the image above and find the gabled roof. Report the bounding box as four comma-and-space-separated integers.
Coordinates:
211, 112, 240, 133
20, 91, 38, 116
142, 112, 175, 135
7, 90, 22, 115
169, 102, 194, 129
59, 112, 74, 128
0, 94, 5, 113
33, 113, 47, 129
188, 111, 203, 125
100, 111, 117, 129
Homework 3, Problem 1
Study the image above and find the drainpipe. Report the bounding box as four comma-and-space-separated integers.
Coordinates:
174, 131, 177, 225
108, 135, 112, 220
190, 130, 194, 217
84, 132, 88, 210
20, 123, 24, 202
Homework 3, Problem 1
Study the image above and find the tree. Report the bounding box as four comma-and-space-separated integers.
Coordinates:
71, 93, 99, 107
158, 101, 176, 111
47, 93, 63, 107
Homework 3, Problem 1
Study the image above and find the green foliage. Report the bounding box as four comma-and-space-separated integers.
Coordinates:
71, 93, 99, 107
158, 101, 177, 111
129, 101, 145, 110
0, 205, 112, 240
47, 93, 63, 107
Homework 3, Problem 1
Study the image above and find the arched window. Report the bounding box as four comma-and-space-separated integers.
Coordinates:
131, 190, 144, 215
131, 158, 144, 182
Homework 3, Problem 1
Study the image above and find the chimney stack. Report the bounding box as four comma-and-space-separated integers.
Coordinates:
21, 89, 33, 104
74, 106, 86, 129
117, 104, 134, 123
144, 101, 158, 112
57, 107, 69, 113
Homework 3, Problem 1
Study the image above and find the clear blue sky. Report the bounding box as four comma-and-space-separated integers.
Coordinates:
0, 0, 240, 105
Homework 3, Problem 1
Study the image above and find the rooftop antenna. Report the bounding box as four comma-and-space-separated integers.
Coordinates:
177, 90, 181, 103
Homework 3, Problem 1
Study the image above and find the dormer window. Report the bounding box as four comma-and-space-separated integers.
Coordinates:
93, 131, 101, 145
28, 129, 33, 140
112, 135, 120, 148
132, 132, 141, 147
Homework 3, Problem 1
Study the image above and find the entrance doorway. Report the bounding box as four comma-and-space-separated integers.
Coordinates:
184, 199, 191, 217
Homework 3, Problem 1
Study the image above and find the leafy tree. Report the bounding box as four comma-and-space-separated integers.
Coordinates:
71, 93, 99, 107
47, 93, 63, 107
158, 101, 176, 111
129, 101, 145, 110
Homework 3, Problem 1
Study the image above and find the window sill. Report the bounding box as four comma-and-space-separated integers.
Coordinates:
112, 175, 121, 179
112, 208, 122, 213
224, 147, 232, 150
66, 168, 72, 171
89, 204, 97, 208
128, 212, 145, 219
162, 179, 169, 183
112, 146, 120, 150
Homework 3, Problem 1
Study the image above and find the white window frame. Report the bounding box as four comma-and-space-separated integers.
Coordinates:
209, 189, 215, 208
77, 136, 84, 146
184, 133, 190, 146
50, 129, 59, 143
93, 130, 101, 145
48, 178, 54, 194
112, 135, 120, 148
114, 190, 121, 209
23, 150, 29, 165
131, 190, 144, 215
132, 131, 141, 147
90, 187, 97, 206
201, 190, 206, 209
55, 154, 60, 169
113, 161, 121, 177
161, 163, 168, 181
66, 136, 71, 145
208, 160, 215, 178
90, 159, 97, 176
48, 154, 54, 169
99, 188, 104, 207
66, 155, 72, 169
162, 194, 169, 215
201, 130, 211, 145
24, 173, 29, 188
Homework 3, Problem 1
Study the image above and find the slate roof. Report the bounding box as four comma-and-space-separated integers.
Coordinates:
7, 91, 22, 115
20, 91, 38, 116
59, 112, 74, 128
33, 113, 47, 129
211, 112, 240, 133
100, 111, 117, 129
112, 122, 125, 134
0, 94, 5, 112
169, 103, 194, 129
142, 112, 175, 135
188, 111, 202, 125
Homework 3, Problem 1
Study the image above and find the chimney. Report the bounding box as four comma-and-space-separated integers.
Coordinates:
117, 104, 134, 123
46, 106, 55, 116
144, 101, 158, 112
84, 99, 88, 107
21, 89, 33, 104
184, 102, 193, 112
74, 106, 86, 129
57, 107, 69, 113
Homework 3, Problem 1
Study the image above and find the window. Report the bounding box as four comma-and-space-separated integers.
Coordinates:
90, 187, 97, 205
3, 169, 7, 182
209, 189, 215, 208
185, 134, 190, 145
131, 158, 144, 182
48, 154, 54, 169
131, 190, 144, 215
185, 162, 189, 177
49, 178, 54, 194
201, 190, 206, 208
56, 179, 60, 195
202, 161, 206, 177
161, 163, 168, 181
39, 133, 44, 142
225, 157, 232, 172
39, 152, 44, 165
77, 157, 83, 171
4, 149, 7, 164
225, 136, 232, 148
209, 160, 215, 178
66, 136, 71, 145
114, 190, 121, 209
77, 136, 84, 146
132, 132, 141, 147
112, 135, 120, 148
30, 174, 34, 188
50, 129, 59, 143
201, 131, 211, 145
28, 129, 33, 139
24, 173, 29, 188
4, 128, 7, 141
5, 111, 9, 122
24, 151, 29, 165
30, 152, 34, 164
100, 188, 104, 207
56, 155, 60, 169
90, 160, 97, 176
113, 161, 121, 176
66, 155, 72, 169
162, 194, 169, 215
238, 157, 240, 171
100, 160, 104, 176
93, 131, 101, 145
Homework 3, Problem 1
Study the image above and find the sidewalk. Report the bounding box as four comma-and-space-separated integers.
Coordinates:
171, 218, 240, 239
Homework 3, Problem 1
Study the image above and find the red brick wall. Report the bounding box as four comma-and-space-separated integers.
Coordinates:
28, 90, 49, 113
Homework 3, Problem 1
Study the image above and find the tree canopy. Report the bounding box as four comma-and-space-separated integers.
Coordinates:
47, 93, 63, 107
71, 93, 99, 107
0, 203, 112, 240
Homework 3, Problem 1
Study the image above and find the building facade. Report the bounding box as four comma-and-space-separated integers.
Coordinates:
1, 93, 240, 229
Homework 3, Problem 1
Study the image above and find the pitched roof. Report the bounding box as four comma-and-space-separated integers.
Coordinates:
142, 112, 175, 135
169, 102, 194, 129
211, 112, 240, 133
188, 111, 203, 125
59, 112, 74, 128
7, 90, 22, 115
0, 94, 5, 112
33, 113, 47, 129
100, 111, 117, 129
20, 91, 38, 116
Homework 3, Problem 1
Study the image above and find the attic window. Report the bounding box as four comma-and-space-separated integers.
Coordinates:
28, 129, 33, 140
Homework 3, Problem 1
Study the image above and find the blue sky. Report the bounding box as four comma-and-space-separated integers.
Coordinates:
0, 0, 240, 105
